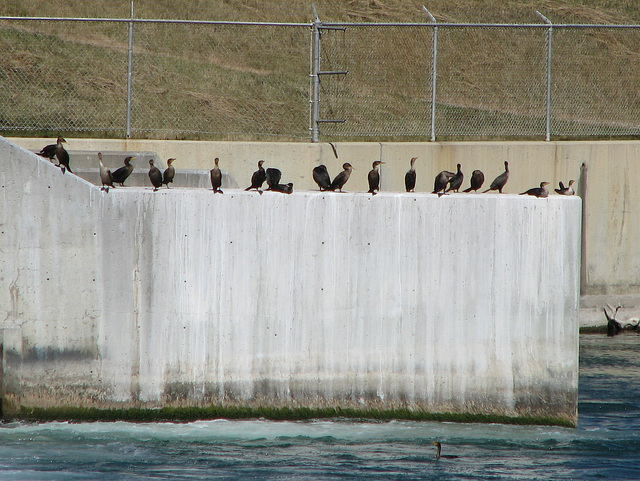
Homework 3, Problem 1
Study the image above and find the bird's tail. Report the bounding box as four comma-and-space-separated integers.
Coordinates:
462, 186, 473, 193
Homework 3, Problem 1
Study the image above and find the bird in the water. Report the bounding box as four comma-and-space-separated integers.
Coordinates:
431, 442, 458, 460
271, 182, 294, 194
555, 180, 575, 195
604, 305, 623, 337
313, 164, 331, 190
111, 156, 136, 186
483, 161, 509, 193
520, 181, 549, 198
433, 170, 454, 195
329, 163, 354, 192
463, 170, 485, 193
37, 135, 71, 173
148, 159, 163, 191
265, 167, 282, 190
210, 157, 223, 194
405, 157, 417, 192
245, 160, 266, 192
446, 164, 464, 193
162, 158, 176, 188
98, 152, 114, 193
368, 160, 384, 195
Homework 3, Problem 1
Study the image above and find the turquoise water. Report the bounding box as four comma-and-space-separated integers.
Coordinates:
1, 334, 638, 480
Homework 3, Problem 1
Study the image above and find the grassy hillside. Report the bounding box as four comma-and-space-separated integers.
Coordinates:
2, 1, 640, 140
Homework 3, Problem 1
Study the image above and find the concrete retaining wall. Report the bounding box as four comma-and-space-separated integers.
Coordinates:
0, 137, 581, 424
10, 137, 639, 304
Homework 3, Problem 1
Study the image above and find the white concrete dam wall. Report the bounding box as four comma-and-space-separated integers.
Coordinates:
0, 137, 581, 423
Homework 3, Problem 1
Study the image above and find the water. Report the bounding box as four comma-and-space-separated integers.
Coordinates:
0, 334, 638, 480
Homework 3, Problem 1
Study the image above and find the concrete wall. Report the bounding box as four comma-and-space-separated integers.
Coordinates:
1, 137, 581, 423
10, 137, 640, 306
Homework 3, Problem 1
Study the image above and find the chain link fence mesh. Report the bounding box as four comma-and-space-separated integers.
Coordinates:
2, 17, 640, 141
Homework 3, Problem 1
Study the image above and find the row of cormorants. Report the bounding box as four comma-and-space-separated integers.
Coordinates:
36, 138, 575, 197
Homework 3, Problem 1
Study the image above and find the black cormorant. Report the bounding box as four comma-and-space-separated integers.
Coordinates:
463, 170, 485, 193
98, 152, 114, 193
313, 164, 331, 190
210, 157, 223, 193
265, 167, 282, 190
520, 181, 549, 198
431, 442, 458, 460
148, 159, 162, 191
604, 306, 623, 337
446, 164, 464, 192
329, 163, 354, 192
367, 160, 384, 195
37, 135, 71, 173
271, 182, 294, 194
111, 156, 135, 186
162, 158, 176, 188
483, 161, 509, 193
245, 160, 266, 192
405, 157, 417, 192
36, 135, 65, 161
555, 180, 575, 195
432, 170, 454, 195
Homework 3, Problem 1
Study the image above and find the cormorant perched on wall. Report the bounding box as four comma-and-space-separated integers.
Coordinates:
111, 156, 135, 186
245, 160, 266, 192
210, 157, 223, 193
368, 160, 384, 195
265, 167, 282, 190
148, 159, 163, 191
37, 135, 71, 173
98, 152, 114, 193
329, 163, 354, 192
446, 164, 464, 193
271, 182, 294, 194
555, 180, 575, 195
405, 157, 417, 192
520, 181, 549, 198
432, 170, 454, 195
463, 170, 485, 193
483, 161, 509, 193
604, 306, 623, 337
37, 136, 65, 161
162, 158, 176, 188
313, 164, 331, 190
431, 442, 458, 460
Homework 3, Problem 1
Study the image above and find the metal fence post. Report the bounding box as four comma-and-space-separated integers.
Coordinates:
310, 5, 321, 142
537, 11, 552, 142
126, 0, 134, 138
423, 7, 438, 142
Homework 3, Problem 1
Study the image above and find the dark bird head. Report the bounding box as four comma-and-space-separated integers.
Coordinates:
410, 157, 417, 166
98, 152, 103, 162
124, 156, 136, 165
372, 160, 384, 168
343, 163, 353, 171
258, 160, 265, 168
149, 159, 154, 167
504, 160, 509, 171
456, 163, 462, 172
214, 157, 220, 166
568, 180, 575, 186
540, 181, 550, 187
57, 136, 67, 144
167, 158, 175, 166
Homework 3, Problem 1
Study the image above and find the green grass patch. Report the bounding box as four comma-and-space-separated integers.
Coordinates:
8, 405, 575, 428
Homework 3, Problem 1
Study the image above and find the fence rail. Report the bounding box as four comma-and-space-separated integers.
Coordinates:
2, 9, 640, 141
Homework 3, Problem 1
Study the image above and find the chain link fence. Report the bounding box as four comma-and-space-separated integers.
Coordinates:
2, 15, 640, 141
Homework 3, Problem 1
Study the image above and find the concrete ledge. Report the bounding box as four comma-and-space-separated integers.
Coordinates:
1, 137, 581, 425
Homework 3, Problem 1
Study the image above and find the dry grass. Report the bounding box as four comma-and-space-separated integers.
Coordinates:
1, 1, 640, 140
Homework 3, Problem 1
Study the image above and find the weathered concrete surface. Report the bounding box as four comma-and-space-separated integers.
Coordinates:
0, 137, 581, 424
10, 137, 638, 322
